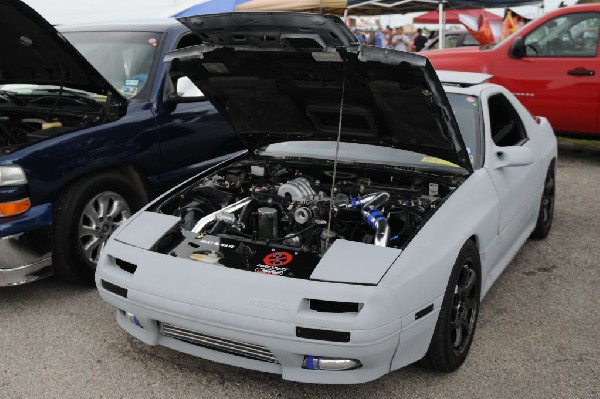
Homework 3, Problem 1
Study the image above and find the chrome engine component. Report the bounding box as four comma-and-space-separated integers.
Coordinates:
277, 177, 318, 201
293, 207, 312, 224
283, 234, 302, 247
192, 197, 252, 233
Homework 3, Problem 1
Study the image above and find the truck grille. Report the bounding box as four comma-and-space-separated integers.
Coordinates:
159, 323, 279, 364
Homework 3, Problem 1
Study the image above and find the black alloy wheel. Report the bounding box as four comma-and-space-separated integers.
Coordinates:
423, 240, 481, 372
531, 164, 555, 239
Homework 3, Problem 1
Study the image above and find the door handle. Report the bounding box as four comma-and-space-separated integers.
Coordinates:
567, 69, 595, 76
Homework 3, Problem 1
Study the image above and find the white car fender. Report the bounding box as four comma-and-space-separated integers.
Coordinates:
380, 169, 499, 314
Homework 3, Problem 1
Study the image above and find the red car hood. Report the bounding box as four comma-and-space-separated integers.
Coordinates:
421, 46, 495, 74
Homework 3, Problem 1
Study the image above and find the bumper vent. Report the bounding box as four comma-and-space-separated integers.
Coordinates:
309, 299, 362, 313
159, 323, 279, 364
296, 327, 350, 343
101, 280, 127, 298
115, 258, 137, 274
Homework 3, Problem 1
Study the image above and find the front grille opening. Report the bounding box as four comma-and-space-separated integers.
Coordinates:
101, 280, 127, 298
160, 323, 279, 364
115, 258, 137, 274
309, 299, 362, 314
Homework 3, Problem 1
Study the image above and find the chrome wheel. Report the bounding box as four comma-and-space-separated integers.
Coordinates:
451, 262, 478, 355
79, 191, 131, 263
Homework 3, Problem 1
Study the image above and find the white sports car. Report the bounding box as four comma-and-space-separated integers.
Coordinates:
95, 13, 557, 384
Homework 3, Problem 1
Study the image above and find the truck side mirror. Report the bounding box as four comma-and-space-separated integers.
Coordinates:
509, 37, 526, 59
165, 76, 205, 106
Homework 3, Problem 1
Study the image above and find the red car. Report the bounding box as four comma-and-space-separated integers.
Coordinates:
423, 4, 600, 138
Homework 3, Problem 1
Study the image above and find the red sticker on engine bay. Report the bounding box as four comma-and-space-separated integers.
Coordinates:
263, 252, 293, 267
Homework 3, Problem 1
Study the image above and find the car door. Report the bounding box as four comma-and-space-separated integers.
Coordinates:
493, 11, 600, 135
154, 33, 243, 191
483, 93, 540, 253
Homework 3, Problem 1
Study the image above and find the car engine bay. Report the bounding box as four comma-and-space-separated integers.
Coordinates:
151, 159, 463, 278
0, 90, 118, 153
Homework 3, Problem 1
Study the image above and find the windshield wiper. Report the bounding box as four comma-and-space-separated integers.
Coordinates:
45, 88, 102, 107
0, 90, 24, 105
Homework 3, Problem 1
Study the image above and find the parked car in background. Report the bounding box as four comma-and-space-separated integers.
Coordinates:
423, 3, 600, 138
96, 12, 557, 384
0, 0, 241, 286
420, 30, 480, 51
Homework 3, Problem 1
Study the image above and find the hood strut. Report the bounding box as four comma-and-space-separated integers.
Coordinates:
324, 60, 347, 250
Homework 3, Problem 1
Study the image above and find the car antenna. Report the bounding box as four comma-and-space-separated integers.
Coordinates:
325, 60, 347, 251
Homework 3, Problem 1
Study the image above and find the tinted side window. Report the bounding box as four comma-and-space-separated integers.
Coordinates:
488, 94, 527, 147
524, 12, 600, 57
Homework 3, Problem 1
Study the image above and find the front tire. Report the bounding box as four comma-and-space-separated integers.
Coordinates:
423, 240, 481, 371
530, 163, 555, 239
52, 171, 144, 284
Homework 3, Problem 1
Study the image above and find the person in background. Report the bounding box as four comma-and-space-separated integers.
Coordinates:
413, 28, 428, 52
391, 26, 410, 52
374, 28, 387, 47
385, 27, 394, 49
354, 28, 365, 44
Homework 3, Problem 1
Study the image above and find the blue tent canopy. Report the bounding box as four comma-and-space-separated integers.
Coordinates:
171, 0, 252, 17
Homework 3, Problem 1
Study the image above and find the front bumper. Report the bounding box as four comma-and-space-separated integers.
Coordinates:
0, 203, 53, 287
96, 239, 440, 384
100, 286, 401, 384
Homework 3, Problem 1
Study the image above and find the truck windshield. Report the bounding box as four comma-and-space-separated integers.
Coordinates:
61, 31, 163, 100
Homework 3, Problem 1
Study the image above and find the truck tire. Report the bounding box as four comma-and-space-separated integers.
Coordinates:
52, 171, 145, 284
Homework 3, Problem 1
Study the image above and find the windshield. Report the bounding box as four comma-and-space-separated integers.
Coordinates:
260, 93, 481, 172
61, 31, 163, 100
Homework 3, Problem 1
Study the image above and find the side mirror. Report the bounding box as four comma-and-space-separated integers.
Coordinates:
494, 146, 534, 169
509, 37, 526, 59
165, 76, 205, 105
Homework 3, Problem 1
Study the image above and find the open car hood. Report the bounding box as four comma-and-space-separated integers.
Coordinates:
1, 0, 126, 102
167, 12, 472, 172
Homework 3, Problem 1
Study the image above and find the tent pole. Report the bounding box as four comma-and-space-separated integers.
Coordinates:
438, 1, 445, 49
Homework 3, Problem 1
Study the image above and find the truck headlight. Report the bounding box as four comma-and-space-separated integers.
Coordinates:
0, 165, 28, 187
0, 165, 30, 217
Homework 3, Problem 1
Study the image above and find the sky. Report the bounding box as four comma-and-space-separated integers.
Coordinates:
21, 0, 579, 27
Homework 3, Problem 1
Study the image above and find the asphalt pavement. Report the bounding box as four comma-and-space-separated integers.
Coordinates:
1, 142, 598, 398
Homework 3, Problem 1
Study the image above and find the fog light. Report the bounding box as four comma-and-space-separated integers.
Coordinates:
125, 311, 143, 328
302, 355, 362, 371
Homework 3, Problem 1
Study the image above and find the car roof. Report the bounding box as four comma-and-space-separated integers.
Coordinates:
57, 18, 186, 33
437, 70, 492, 87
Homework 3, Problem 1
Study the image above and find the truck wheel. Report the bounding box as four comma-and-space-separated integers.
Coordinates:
53, 171, 145, 284
530, 164, 555, 240
423, 240, 481, 371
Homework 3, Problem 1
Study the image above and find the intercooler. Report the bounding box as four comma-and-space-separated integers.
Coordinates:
159, 322, 279, 364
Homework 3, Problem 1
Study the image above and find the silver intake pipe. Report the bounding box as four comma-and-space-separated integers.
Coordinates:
192, 197, 252, 233
339, 192, 391, 247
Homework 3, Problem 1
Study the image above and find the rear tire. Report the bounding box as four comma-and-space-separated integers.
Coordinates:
52, 171, 144, 284
530, 163, 555, 240
423, 240, 481, 371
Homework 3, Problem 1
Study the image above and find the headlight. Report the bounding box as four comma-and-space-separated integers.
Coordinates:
0, 165, 28, 187
0, 165, 30, 217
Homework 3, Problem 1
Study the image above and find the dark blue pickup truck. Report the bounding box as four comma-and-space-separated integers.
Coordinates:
0, 0, 241, 285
